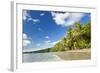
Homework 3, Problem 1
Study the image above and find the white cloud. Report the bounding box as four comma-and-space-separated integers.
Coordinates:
27, 17, 33, 21
65, 13, 85, 26
51, 12, 85, 26
40, 13, 45, 16
44, 40, 60, 47
23, 10, 40, 24
45, 36, 49, 39
23, 11, 30, 20
51, 40, 61, 46
52, 41, 59, 45
23, 40, 31, 46
23, 33, 27, 39
28, 18, 40, 22
32, 19, 40, 23
51, 12, 70, 25
43, 40, 53, 48
23, 11, 27, 20
23, 33, 31, 47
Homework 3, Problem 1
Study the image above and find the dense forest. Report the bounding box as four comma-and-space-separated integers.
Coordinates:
23, 21, 91, 54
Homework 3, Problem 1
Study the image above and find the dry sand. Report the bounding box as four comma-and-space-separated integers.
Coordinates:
54, 49, 91, 60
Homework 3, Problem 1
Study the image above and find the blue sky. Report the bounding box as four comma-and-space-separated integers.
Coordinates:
22, 10, 90, 52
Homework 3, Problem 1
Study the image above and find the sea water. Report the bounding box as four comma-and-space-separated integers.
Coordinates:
23, 52, 62, 62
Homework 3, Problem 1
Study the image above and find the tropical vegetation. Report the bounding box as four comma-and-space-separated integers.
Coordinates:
49, 21, 91, 52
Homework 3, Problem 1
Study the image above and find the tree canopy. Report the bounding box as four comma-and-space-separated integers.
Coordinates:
49, 21, 91, 52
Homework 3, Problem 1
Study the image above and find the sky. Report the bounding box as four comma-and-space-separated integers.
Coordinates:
22, 10, 91, 52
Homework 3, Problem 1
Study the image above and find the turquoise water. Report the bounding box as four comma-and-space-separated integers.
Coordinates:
23, 53, 62, 62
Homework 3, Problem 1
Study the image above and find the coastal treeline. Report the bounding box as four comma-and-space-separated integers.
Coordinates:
49, 22, 91, 52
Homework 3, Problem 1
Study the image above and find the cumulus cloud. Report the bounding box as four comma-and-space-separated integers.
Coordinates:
23, 33, 31, 47
51, 12, 70, 25
51, 12, 85, 26
66, 13, 85, 26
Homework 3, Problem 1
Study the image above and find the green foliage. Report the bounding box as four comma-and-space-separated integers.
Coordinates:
49, 21, 91, 52
50, 41, 66, 52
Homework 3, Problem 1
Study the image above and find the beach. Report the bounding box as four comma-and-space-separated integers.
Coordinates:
54, 49, 91, 60
23, 49, 91, 62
